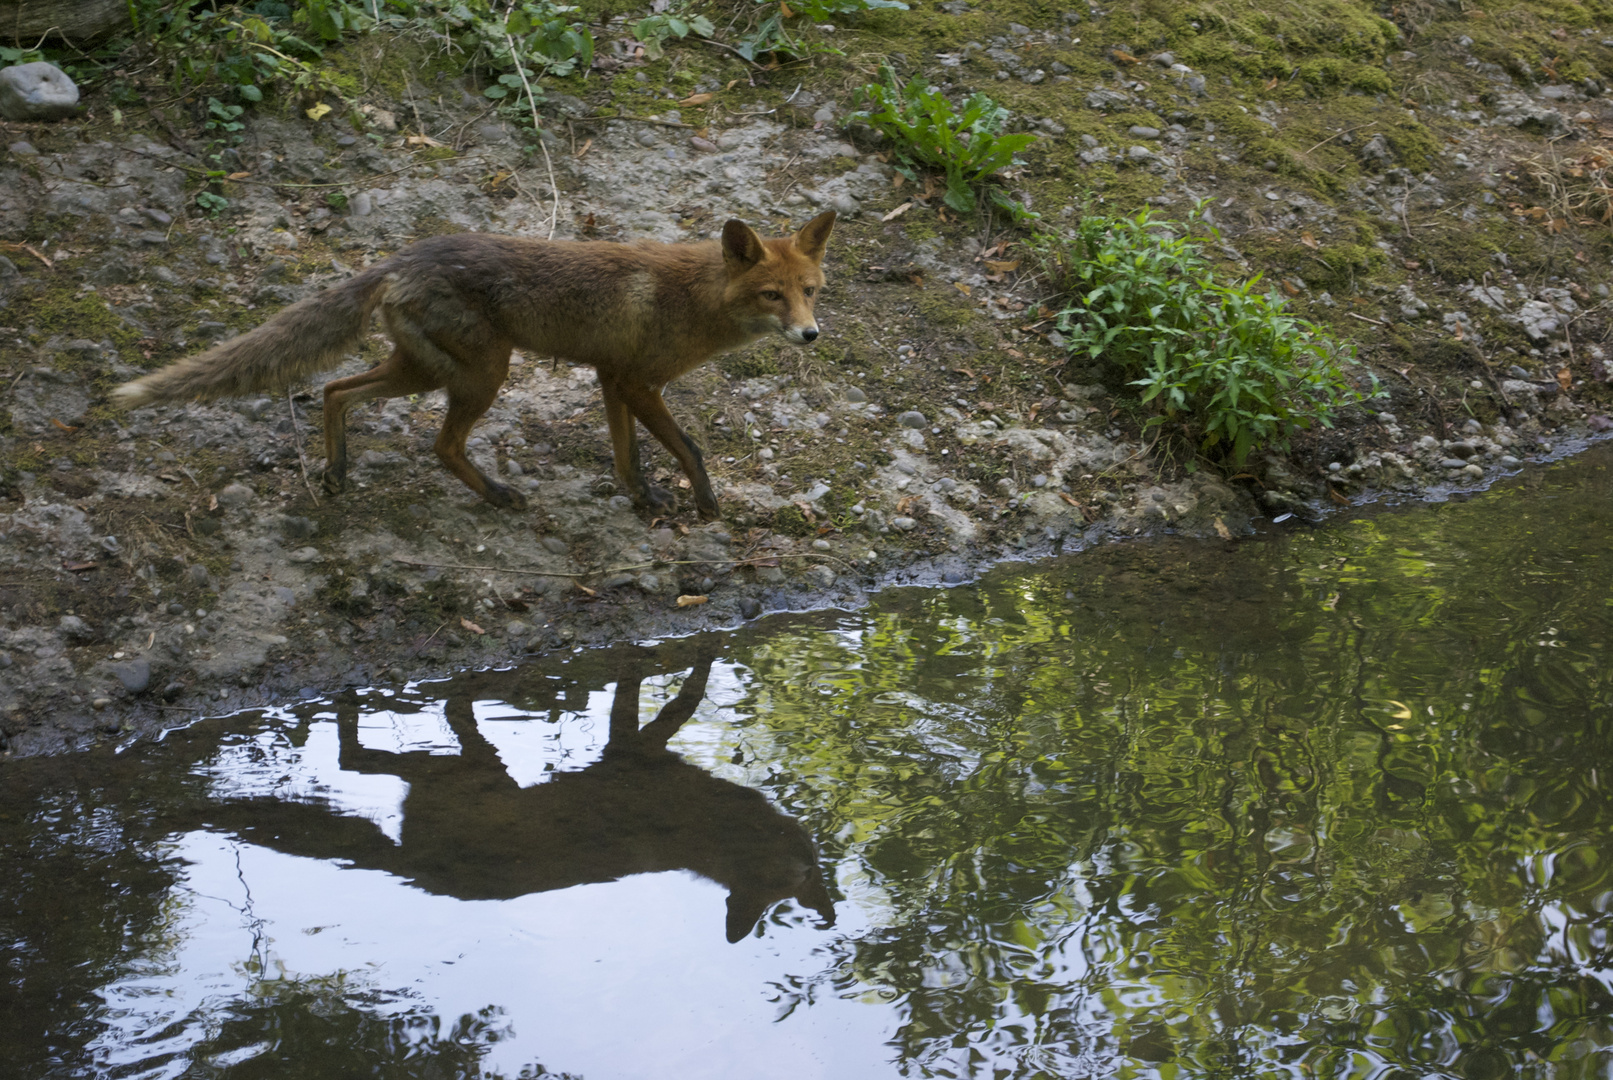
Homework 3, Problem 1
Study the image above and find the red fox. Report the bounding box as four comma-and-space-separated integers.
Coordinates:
183, 649, 837, 943
113, 211, 836, 519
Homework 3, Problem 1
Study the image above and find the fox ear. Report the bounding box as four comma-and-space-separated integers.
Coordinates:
725, 889, 772, 943
793, 210, 836, 262
721, 219, 766, 271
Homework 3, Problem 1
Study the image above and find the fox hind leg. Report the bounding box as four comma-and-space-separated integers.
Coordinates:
434, 350, 526, 510
321, 350, 442, 495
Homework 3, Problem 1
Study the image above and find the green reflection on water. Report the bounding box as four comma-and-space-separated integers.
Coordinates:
712, 451, 1613, 1078
2, 449, 1612, 1079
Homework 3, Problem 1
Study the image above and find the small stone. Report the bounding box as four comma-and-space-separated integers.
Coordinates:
59, 615, 94, 642
756, 566, 786, 584
738, 597, 763, 619
892, 516, 918, 530
349, 192, 373, 217
505, 620, 531, 637
812, 538, 831, 551
897, 410, 928, 428
217, 482, 255, 508
1128, 125, 1161, 139
1441, 458, 1468, 469
287, 546, 321, 563
541, 536, 570, 555
0, 62, 79, 122
1462, 463, 1485, 478
1127, 145, 1153, 160
186, 563, 212, 588
112, 658, 151, 694
280, 515, 318, 539
844, 386, 868, 403
92, 697, 111, 711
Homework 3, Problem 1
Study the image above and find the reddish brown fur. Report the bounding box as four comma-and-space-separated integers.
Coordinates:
113, 212, 836, 518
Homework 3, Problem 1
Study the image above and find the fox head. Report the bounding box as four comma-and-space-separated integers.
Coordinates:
721, 210, 836, 345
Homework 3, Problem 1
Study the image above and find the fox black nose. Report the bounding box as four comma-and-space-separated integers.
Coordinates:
800, 327, 818, 342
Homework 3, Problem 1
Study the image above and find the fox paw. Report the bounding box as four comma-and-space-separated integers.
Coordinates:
321, 469, 346, 496
484, 482, 528, 510
640, 484, 677, 513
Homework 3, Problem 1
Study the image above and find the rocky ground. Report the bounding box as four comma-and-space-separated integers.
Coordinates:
3, 0, 1613, 755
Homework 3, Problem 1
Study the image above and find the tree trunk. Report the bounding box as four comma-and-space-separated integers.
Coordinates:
0, 0, 131, 45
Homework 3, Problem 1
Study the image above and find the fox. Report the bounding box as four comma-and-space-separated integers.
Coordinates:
112, 211, 837, 520
179, 649, 837, 943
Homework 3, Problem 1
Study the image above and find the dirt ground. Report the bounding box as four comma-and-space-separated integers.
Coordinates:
4, 0, 1613, 755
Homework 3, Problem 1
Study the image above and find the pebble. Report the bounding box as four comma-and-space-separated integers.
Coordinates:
1128, 125, 1161, 139
288, 546, 321, 563
844, 386, 868, 403
893, 516, 918, 530
58, 615, 94, 641
738, 597, 763, 619
541, 536, 570, 555
897, 410, 928, 428
112, 658, 151, 694
217, 482, 255, 507
812, 538, 831, 551
1127, 145, 1153, 160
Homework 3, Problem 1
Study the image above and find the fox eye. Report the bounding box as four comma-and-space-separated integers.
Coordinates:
804, 286, 817, 297
761, 289, 784, 301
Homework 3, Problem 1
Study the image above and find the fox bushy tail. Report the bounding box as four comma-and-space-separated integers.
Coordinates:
113, 267, 390, 407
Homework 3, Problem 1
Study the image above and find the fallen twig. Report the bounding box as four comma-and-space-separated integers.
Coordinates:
286, 392, 322, 507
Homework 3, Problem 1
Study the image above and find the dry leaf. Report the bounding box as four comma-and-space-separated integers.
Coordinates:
575, 582, 598, 597
1403, 259, 1421, 270
460, 617, 486, 635
62, 560, 98, 572
1299, 231, 1319, 249
780, 0, 794, 14
896, 495, 919, 514
953, 281, 972, 296
1280, 280, 1301, 297
1329, 487, 1349, 505
882, 202, 913, 222
574, 138, 593, 158
892, 173, 905, 188
406, 133, 446, 148
208, 494, 218, 511
676, 594, 708, 607
305, 103, 333, 121
677, 92, 715, 106
1557, 366, 1573, 392
1453, 321, 1465, 341
984, 258, 1021, 274
50, 417, 78, 433
1213, 517, 1232, 540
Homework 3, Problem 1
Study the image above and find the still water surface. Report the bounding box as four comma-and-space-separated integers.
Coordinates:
4, 447, 1613, 1079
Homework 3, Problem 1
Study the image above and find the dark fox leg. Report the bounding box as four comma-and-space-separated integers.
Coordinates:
600, 378, 675, 514
618, 382, 720, 520
321, 349, 443, 495
435, 349, 526, 509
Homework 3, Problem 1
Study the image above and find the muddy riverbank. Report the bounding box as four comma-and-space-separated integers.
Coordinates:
5, 0, 1613, 754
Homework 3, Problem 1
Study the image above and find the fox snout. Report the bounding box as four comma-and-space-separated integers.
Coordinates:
787, 324, 820, 344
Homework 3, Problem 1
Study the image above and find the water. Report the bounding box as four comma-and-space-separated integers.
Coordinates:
4, 447, 1613, 1079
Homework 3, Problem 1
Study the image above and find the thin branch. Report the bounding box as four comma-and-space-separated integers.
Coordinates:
287, 392, 322, 506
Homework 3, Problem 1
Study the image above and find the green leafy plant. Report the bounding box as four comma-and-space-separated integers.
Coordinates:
847, 66, 1036, 214
195, 190, 231, 216
1042, 206, 1379, 466
789, 0, 908, 19
633, 12, 715, 61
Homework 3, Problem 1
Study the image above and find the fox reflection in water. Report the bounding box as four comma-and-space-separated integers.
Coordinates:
206, 650, 836, 942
